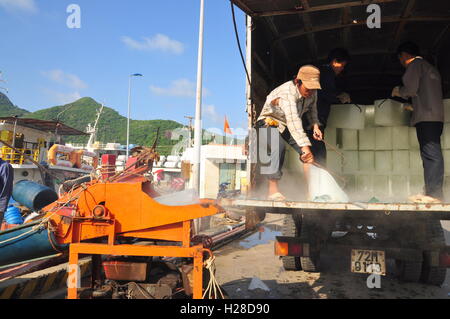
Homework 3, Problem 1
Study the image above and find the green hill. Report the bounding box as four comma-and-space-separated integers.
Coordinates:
27, 97, 184, 155
0, 92, 30, 117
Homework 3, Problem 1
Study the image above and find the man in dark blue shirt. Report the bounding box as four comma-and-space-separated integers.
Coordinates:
0, 159, 13, 225
304, 48, 351, 166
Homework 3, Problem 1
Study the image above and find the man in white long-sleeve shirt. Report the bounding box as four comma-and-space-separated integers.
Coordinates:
256, 65, 323, 201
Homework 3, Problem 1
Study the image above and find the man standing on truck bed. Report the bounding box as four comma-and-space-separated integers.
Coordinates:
392, 41, 445, 203
256, 65, 322, 201
304, 48, 352, 166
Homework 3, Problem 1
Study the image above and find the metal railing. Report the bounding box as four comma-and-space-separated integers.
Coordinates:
0, 147, 40, 165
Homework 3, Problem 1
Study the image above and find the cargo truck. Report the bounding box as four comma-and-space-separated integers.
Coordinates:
223, 0, 450, 286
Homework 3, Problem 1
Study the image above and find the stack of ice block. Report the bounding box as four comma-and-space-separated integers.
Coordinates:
323, 99, 450, 202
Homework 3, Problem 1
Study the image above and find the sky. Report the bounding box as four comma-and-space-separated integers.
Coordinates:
0, 0, 249, 134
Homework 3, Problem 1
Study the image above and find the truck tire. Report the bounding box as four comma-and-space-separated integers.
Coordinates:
300, 216, 321, 273
421, 220, 447, 286
281, 214, 302, 271
395, 260, 422, 282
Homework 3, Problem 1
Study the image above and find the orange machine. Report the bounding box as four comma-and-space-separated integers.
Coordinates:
40, 149, 223, 299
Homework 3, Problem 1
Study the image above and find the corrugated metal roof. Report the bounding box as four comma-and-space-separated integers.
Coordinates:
0, 117, 88, 136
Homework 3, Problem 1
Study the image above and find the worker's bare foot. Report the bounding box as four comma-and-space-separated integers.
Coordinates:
408, 194, 442, 204
268, 192, 286, 201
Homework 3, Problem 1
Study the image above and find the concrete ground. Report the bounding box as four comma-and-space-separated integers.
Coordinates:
214, 214, 450, 299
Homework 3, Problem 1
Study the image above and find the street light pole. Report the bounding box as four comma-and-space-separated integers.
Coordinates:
193, 0, 205, 194
126, 73, 143, 159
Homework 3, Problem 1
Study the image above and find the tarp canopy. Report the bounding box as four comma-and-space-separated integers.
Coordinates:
0, 117, 88, 136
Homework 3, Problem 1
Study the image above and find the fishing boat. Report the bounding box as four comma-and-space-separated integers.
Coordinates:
0, 117, 95, 190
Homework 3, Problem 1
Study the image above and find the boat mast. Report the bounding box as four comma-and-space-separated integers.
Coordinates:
86, 103, 104, 149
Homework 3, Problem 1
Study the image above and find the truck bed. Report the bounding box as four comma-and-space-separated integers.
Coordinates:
219, 198, 450, 220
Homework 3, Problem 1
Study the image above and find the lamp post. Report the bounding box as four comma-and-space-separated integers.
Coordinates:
126, 73, 143, 158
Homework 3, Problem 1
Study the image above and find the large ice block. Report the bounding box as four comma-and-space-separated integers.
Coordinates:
359, 151, 375, 172
390, 175, 409, 200
444, 176, 450, 202
342, 129, 358, 150
365, 105, 376, 127
444, 150, 450, 174
356, 175, 374, 196
392, 151, 410, 173
326, 152, 342, 173
409, 127, 420, 150
442, 124, 450, 149
327, 104, 366, 130
409, 151, 422, 173
409, 175, 424, 195
342, 151, 359, 173
324, 127, 337, 148
375, 151, 393, 172
375, 127, 393, 150
343, 175, 356, 194
444, 99, 450, 123
359, 128, 376, 150
392, 126, 410, 150
374, 99, 411, 126
373, 175, 389, 198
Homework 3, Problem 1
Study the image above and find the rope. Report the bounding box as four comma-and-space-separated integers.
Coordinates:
322, 138, 346, 162
202, 254, 225, 299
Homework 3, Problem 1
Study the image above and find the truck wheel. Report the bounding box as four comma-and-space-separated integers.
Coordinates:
300, 217, 321, 273
281, 214, 302, 271
395, 260, 422, 282
421, 220, 447, 286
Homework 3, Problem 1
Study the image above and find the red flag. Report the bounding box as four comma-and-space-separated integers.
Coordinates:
224, 116, 233, 135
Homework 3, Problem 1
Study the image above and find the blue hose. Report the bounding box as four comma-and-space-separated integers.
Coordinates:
5, 206, 24, 225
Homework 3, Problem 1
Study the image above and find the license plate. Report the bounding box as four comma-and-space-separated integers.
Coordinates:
351, 249, 386, 276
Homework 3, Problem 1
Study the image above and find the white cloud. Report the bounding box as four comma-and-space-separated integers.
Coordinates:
0, 0, 37, 13
43, 89, 82, 105
150, 79, 210, 98
42, 70, 87, 90
121, 34, 184, 55
203, 104, 221, 124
